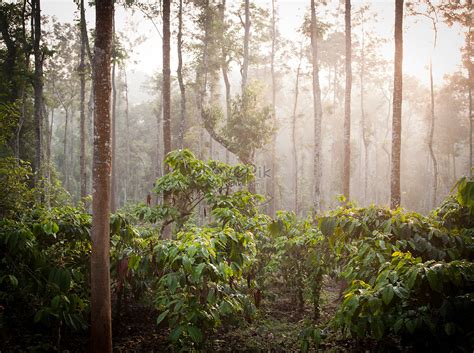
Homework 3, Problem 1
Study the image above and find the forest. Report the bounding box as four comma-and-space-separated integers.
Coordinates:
0, 0, 473, 351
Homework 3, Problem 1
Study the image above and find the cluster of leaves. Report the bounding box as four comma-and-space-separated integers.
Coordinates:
0, 206, 91, 343
265, 212, 326, 318
326, 177, 474, 351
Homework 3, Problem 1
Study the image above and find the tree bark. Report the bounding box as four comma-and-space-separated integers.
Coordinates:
270, 0, 277, 215
79, 0, 88, 199
111, 18, 117, 212
390, 0, 404, 209
219, 0, 231, 163
310, 0, 323, 211
292, 42, 303, 215
123, 70, 130, 204
90, 0, 114, 351
32, 0, 43, 184
163, 0, 171, 168
242, 0, 250, 93
343, 0, 352, 200
177, 0, 186, 149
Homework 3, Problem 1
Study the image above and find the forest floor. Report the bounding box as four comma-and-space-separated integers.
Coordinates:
111, 277, 407, 352
4, 277, 407, 352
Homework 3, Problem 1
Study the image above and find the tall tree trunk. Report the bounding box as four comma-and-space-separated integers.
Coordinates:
163, 0, 171, 167
467, 3, 473, 177
390, 0, 404, 209
428, 57, 438, 207
242, 0, 250, 93
292, 42, 303, 214
79, 0, 88, 199
124, 69, 130, 204
90, 0, 113, 351
63, 108, 69, 191
360, 16, 369, 203
111, 19, 117, 212
177, 0, 186, 149
219, 0, 231, 163
162, 0, 172, 238
33, 0, 43, 185
343, 0, 352, 199
310, 0, 323, 211
270, 0, 277, 215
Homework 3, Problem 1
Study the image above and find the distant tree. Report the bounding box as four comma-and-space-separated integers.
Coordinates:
162, 0, 171, 169
343, 0, 352, 199
391, 0, 404, 208
438, 0, 472, 177
310, 0, 323, 211
32, 0, 43, 184
90, 0, 114, 350
177, 0, 186, 149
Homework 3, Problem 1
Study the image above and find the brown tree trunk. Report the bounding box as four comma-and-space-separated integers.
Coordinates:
90, 0, 114, 351
390, 0, 404, 209
32, 0, 43, 185
310, 0, 323, 211
177, 0, 186, 149
343, 0, 352, 199
111, 18, 117, 212
79, 0, 88, 199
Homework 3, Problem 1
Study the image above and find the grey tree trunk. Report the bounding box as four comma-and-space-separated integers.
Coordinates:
242, 0, 250, 93
270, 0, 277, 215
390, 0, 404, 209
343, 0, 352, 200
177, 0, 186, 149
33, 0, 43, 184
79, 0, 88, 199
292, 42, 303, 214
90, 0, 114, 351
310, 0, 323, 211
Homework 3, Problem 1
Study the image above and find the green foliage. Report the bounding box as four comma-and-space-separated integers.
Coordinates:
0, 206, 91, 338
150, 227, 256, 347
328, 176, 474, 351
0, 157, 34, 218
202, 84, 274, 163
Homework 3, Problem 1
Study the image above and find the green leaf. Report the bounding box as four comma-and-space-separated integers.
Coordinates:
170, 325, 185, 342
426, 267, 442, 293
156, 309, 169, 325
381, 285, 394, 305
187, 325, 203, 343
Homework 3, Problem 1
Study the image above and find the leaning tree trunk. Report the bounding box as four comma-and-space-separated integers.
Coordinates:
32, 0, 43, 185
390, 0, 404, 209
310, 0, 323, 211
219, 0, 231, 163
428, 53, 438, 207
343, 0, 352, 200
90, 0, 114, 351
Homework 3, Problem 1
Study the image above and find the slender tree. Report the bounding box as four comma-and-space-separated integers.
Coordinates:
391, 0, 404, 208
111, 17, 117, 212
292, 41, 304, 214
79, 0, 88, 199
270, 0, 277, 215
242, 0, 250, 93
163, 0, 171, 167
90, 0, 114, 350
177, 0, 186, 149
32, 0, 43, 184
310, 0, 323, 211
343, 0, 352, 199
